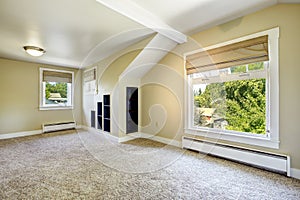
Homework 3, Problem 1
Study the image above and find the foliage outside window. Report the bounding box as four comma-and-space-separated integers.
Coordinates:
40, 68, 74, 110
193, 62, 267, 135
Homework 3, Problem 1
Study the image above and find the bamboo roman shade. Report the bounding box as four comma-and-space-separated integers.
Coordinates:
185, 35, 269, 75
43, 70, 72, 83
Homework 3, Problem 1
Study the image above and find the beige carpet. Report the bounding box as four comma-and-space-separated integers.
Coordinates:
0, 129, 299, 199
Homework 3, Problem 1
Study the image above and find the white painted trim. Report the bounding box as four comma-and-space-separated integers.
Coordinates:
95, 0, 186, 44
39, 67, 74, 110
146, 134, 182, 148
81, 125, 119, 142
291, 168, 300, 180
119, 132, 182, 148
184, 27, 280, 149
75, 125, 82, 129
185, 128, 279, 149
287, 156, 291, 177
118, 136, 132, 143
39, 106, 74, 110
0, 130, 42, 140
118, 132, 146, 143
0, 125, 83, 140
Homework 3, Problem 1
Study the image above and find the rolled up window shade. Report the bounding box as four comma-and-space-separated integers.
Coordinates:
43, 70, 72, 83
185, 35, 269, 75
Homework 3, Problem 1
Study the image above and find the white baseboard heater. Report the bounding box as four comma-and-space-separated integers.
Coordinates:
182, 136, 290, 176
42, 121, 76, 133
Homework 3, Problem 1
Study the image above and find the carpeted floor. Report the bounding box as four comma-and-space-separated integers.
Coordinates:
0, 129, 299, 200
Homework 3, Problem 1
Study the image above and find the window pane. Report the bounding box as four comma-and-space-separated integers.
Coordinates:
194, 82, 227, 129
230, 65, 246, 73
40, 68, 74, 110
193, 62, 266, 135
45, 82, 70, 106
248, 62, 264, 71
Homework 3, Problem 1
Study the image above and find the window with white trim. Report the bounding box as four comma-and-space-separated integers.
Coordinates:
185, 28, 279, 149
40, 68, 74, 110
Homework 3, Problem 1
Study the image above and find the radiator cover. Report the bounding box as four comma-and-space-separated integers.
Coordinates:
42, 122, 76, 133
182, 136, 290, 176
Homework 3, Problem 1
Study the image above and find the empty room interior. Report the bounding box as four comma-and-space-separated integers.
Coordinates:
1, 0, 300, 199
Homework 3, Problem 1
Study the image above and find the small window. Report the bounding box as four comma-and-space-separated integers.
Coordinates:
39, 68, 74, 110
185, 28, 279, 149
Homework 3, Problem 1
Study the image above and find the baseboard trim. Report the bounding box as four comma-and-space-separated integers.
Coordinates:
0, 125, 84, 140
75, 125, 82, 129
0, 130, 42, 140
118, 135, 136, 143
118, 132, 147, 143
119, 132, 182, 148
291, 168, 300, 180
145, 133, 182, 148
81, 125, 119, 142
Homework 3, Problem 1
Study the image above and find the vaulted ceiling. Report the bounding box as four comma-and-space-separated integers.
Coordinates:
0, 0, 297, 68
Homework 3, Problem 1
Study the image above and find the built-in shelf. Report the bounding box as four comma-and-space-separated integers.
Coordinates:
97, 102, 102, 130
103, 94, 110, 132
126, 87, 138, 133
91, 110, 96, 128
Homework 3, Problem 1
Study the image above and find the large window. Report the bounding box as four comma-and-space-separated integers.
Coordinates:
40, 68, 74, 110
185, 28, 279, 149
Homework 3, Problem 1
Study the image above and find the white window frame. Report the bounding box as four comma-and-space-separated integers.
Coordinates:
184, 27, 279, 149
39, 68, 74, 110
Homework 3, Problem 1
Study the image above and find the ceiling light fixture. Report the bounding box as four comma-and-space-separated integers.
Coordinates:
23, 46, 46, 57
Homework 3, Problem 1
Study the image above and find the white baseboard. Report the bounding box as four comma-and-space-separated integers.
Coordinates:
118, 132, 146, 143
81, 125, 119, 142
291, 168, 300, 180
76, 125, 82, 129
119, 132, 182, 148
118, 135, 136, 143
0, 125, 83, 140
145, 133, 182, 148
0, 130, 42, 140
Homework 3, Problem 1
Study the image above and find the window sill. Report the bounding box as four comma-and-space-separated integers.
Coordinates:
184, 127, 279, 149
39, 106, 74, 111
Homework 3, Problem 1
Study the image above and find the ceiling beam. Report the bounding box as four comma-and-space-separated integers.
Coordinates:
119, 33, 178, 80
95, 0, 187, 44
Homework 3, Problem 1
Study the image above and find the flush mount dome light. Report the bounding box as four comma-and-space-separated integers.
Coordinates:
23, 46, 46, 57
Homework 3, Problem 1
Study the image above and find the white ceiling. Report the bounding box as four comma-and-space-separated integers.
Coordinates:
0, 0, 151, 68
131, 0, 277, 34
0, 0, 297, 68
